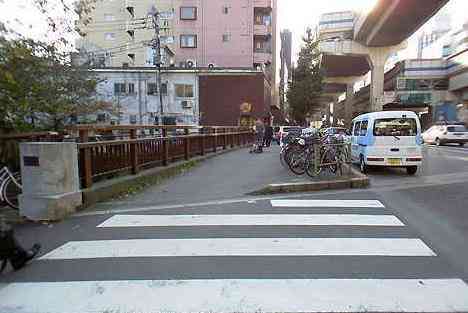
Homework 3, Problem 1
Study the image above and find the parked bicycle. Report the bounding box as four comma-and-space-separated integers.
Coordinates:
0, 165, 22, 210
281, 131, 350, 178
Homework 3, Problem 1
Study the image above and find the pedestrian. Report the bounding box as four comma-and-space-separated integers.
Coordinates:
0, 217, 41, 273
263, 124, 273, 147
251, 118, 265, 153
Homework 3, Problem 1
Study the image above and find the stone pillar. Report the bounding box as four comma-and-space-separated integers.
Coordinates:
19, 142, 82, 221
345, 83, 354, 127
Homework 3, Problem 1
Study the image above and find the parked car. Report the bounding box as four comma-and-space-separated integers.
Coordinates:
274, 126, 302, 146
350, 111, 423, 175
324, 127, 351, 143
422, 123, 468, 146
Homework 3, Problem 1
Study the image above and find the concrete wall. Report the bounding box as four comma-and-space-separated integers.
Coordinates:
94, 69, 199, 125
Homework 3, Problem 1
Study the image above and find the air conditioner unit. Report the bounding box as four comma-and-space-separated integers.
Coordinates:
181, 100, 194, 109
208, 63, 216, 69
186, 59, 197, 68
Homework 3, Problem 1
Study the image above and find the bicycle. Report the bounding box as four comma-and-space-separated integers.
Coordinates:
0, 165, 22, 210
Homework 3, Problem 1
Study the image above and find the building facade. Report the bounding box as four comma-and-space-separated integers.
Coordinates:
91, 68, 271, 126
279, 29, 292, 114
77, 1, 277, 72
94, 68, 200, 126
199, 71, 272, 126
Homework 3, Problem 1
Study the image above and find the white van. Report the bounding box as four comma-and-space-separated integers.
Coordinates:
351, 111, 423, 175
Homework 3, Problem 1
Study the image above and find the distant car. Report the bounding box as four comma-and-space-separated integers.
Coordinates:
422, 124, 468, 146
324, 127, 351, 141
274, 126, 302, 146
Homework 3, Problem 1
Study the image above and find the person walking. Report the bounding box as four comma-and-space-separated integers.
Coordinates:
0, 217, 41, 273
263, 124, 273, 147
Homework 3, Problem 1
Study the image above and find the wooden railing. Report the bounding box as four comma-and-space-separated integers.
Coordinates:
73, 125, 254, 188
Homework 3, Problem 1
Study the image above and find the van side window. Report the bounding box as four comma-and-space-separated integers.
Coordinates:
353, 122, 361, 136
360, 121, 368, 136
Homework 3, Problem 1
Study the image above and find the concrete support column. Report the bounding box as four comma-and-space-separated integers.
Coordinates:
366, 42, 406, 112
345, 83, 354, 127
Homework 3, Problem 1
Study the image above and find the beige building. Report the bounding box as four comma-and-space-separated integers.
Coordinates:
77, 0, 177, 67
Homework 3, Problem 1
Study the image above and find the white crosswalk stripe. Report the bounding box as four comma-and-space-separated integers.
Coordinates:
98, 213, 405, 227
1, 198, 467, 313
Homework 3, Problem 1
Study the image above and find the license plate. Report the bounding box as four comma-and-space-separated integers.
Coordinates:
388, 158, 401, 166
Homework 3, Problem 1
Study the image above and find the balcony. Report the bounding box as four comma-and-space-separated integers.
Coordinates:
254, 24, 272, 36
254, 0, 272, 9
254, 51, 272, 64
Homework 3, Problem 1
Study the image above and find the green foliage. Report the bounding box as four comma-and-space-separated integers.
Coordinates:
286, 28, 323, 124
0, 36, 112, 131
0, 0, 111, 132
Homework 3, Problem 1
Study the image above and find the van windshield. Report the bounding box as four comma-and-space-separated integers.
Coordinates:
373, 118, 417, 137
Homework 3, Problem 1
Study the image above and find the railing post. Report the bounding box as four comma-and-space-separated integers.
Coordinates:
314, 143, 320, 175
222, 128, 227, 150
162, 128, 169, 166
231, 129, 235, 148
184, 128, 190, 160
213, 128, 217, 153
200, 128, 205, 156
130, 129, 139, 174
78, 129, 93, 188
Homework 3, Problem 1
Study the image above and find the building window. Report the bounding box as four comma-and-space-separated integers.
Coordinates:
222, 34, 231, 42
104, 14, 115, 21
180, 34, 197, 48
175, 84, 194, 98
105, 33, 116, 41
128, 83, 135, 94
222, 6, 229, 14
147, 83, 158, 95
180, 7, 197, 20
114, 83, 126, 95
97, 113, 107, 122
161, 83, 168, 95
129, 115, 137, 124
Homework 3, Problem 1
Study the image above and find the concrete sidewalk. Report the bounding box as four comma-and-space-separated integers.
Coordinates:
92, 144, 355, 210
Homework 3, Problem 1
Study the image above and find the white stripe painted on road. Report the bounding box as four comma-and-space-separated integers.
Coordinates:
97, 214, 405, 228
271, 199, 385, 208
1, 279, 468, 313
40, 238, 435, 259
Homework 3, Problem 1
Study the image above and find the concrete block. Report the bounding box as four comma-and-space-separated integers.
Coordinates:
19, 142, 82, 221
19, 191, 82, 221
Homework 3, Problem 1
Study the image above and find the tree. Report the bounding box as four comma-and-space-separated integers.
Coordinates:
0, 36, 114, 131
286, 28, 323, 124
0, 0, 112, 132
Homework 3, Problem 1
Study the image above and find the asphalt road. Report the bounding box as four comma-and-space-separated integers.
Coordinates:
1, 144, 467, 312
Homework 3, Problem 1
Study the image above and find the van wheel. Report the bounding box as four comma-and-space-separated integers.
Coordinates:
360, 155, 367, 174
407, 166, 418, 175
435, 138, 441, 146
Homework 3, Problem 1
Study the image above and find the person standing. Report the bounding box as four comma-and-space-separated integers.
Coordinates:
264, 124, 273, 147
252, 118, 265, 153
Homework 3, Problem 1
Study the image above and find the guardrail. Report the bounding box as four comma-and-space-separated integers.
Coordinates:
73, 125, 254, 188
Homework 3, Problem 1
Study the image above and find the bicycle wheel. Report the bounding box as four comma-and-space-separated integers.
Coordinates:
287, 147, 306, 175
3, 173, 22, 210
305, 149, 319, 178
0, 258, 7, 274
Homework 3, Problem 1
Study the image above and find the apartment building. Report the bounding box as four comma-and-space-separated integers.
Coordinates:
77, 0, 277, 75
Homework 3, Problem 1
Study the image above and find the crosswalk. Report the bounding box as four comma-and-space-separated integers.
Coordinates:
1, 198, 468, 313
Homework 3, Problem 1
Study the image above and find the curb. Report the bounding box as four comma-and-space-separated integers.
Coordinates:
247, 164, 369, 196
81, 145, 250, 209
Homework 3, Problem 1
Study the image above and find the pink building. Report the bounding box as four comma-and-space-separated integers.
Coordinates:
173, 0, 277, 75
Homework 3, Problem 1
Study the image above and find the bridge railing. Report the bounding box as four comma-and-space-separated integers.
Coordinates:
72, 125, 254, 188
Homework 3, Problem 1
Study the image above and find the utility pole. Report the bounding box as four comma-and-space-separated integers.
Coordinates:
150, 6, 164, 126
